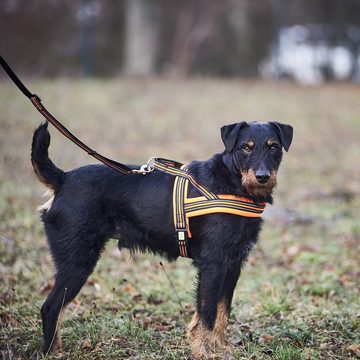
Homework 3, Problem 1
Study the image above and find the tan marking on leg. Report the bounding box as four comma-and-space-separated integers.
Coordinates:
213, 301, 235, 358
187, 306, 234, 359
46, 289, 68, 355
57, 307, 68, 350
48, 307, 66, 353
213, 300, 229, 347
187, 312, 212, 359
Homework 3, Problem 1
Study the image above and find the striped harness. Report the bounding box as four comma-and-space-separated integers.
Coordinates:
153, 159, 266, 258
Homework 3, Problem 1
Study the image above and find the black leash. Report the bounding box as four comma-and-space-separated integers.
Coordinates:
0, 55, 137, 175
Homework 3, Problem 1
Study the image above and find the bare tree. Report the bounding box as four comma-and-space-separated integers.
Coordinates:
123, 0, 159, 76
164, 0, 225, 77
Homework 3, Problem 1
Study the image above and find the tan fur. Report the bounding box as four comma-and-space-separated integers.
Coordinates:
241, 169, 277, 197
52, 332, 63, 352
187, 312, 211, 359
48, 307, 66, 354
187, 305, 233, 359
38, 190, 54, 212
213, 300, 229, 346
32, 161, 55, 191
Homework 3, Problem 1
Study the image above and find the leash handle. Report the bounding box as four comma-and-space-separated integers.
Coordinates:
0, 55, 33, 98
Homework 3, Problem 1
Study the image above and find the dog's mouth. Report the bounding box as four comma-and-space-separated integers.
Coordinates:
241, 169, 277, 197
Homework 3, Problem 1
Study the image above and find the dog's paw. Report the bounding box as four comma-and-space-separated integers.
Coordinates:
191, 345, 234, 360
187, 312, 234, 359
188, 331, 234, 359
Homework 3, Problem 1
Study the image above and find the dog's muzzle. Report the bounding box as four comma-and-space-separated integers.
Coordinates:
255, 169, 271, 184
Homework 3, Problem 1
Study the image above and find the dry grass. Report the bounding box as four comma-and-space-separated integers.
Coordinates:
0, 78, 359, 359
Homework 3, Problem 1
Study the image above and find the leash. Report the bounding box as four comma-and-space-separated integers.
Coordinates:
0, 55, 147, 175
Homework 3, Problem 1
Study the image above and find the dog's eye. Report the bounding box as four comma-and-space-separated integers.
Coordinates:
269, 144, 279, 152
242, 144, 252, 153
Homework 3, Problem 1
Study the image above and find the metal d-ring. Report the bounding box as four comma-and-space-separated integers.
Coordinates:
132, 156, 156, 175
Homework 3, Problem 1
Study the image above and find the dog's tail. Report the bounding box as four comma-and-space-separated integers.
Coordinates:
31, 123, 65, 192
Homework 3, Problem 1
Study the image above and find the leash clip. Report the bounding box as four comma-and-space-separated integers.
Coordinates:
132, 156, 156, 175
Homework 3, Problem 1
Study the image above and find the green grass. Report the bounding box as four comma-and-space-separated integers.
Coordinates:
0, 79, 359, 359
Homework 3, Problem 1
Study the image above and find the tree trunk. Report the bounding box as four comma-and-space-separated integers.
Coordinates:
123, 0, 159, 76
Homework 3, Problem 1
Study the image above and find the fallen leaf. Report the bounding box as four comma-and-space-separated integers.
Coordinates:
285, 244, 300, 257
262, 281, 272, 291
348, 344, 360, 355
248, 256, 257, 266
338, 274, 354, 286
82, 338, 91, 349
122, 283, 136, 294
155, 323, 175, 331
147, 294, 164, 305
132, 293, 142, 301
259, 334, 274, 344
40, 282, 54, 295
7, 274, 17, 282
0, 312, 18, 326
320, 343, 330, 350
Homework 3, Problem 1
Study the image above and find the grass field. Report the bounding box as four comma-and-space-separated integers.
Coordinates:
0, 79, 359, 359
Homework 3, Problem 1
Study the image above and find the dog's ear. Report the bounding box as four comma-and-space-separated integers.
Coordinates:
221, 122, 248, 152
270, 122, 293, 152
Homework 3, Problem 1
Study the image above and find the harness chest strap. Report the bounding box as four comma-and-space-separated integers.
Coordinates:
171, 165, 266, 258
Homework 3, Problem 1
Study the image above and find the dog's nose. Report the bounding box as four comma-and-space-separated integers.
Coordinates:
255, 170, 270, 184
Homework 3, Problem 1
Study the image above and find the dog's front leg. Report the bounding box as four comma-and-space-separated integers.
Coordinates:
213, 262, 242, 352
187, 263, 228, 359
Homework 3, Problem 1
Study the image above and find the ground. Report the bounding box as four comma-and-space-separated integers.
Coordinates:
0, 79, 359, 359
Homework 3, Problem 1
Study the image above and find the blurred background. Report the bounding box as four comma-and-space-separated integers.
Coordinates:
1, 1, 360, 359
1, 0, 360, 84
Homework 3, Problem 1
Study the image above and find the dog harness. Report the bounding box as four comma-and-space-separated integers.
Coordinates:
153, 159, 266, 258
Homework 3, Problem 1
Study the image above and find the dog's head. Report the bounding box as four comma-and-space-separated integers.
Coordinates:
221, 121, 293, 197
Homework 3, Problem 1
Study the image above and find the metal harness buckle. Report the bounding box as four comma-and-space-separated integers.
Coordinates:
176, 229, 189, 257
132, 157, 156, 175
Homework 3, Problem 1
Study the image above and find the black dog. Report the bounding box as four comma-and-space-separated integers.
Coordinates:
31, 121, 293, 358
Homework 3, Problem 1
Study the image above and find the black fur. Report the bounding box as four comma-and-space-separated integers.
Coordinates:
32, 121, 293, 354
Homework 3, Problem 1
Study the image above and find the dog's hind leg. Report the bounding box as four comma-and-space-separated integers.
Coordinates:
41, 232, 106, 354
